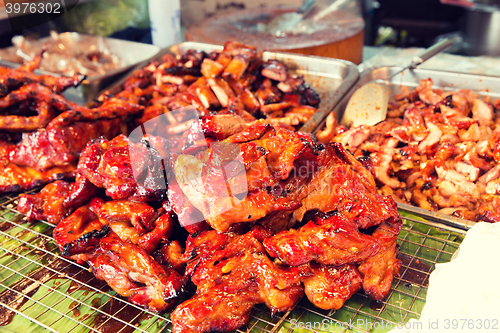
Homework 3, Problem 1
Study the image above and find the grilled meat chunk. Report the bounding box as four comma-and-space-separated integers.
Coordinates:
172, 227, 308, 333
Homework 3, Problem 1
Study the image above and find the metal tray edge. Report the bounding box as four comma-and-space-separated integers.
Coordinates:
315, 65, 497, 231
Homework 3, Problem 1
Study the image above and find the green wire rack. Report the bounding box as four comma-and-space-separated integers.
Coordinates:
0, 192, 465, 333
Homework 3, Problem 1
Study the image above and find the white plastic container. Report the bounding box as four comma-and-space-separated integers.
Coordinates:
148, 0, 181, 48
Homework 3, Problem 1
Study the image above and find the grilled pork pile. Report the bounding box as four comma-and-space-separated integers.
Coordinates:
12, 41, 404, 333
18, 115, 402, 332
2, 41, 320, 195
0, 52, 142, 194
318, 78, 500, 222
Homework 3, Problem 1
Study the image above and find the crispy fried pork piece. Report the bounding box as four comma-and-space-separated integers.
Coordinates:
172, 227, 307, 333
223, 54, 250, 81
490, 132, 500, 164
77, 135, 165, 202
358, 219, 402, 301
89, 232, 186, 312
478, 194, 500, 222
201, 58, 224, 79
222, 41, 257, 58
302, 263, 362, 310
53, 205, 109, 259
17, 174, 97, 224
11, 118, 121, 170
264, 212, 382, 267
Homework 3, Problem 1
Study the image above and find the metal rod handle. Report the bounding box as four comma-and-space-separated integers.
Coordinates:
411, 38, 454, 68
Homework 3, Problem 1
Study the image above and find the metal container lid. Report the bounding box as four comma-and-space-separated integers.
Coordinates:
186, 6, 364, 51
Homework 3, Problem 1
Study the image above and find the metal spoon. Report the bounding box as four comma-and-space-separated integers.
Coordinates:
266, 0, 316, 36
341, 38, 454, 128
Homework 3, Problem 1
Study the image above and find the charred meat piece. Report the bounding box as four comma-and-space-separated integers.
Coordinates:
0, 157, 75, 195
294, 142, 400, 229
90, 198, 172, 254
173, 123, 321, 232
222, 41, 257, 58
47, 97, 144, 128
261, 60, 288, 82
90, 197, 158, 234
53, 205, 109, 259
0, 101, 54, 131
303, 263, 362, 310
0, 70, 84, 95
89, 232, 186, 312
77, 135, 165, 202
18, 180, 71, 224
0, 83, 76, 111
11, 118, 121, 170
358, 219, 402, 301
172, 227, 307, 333
17, 174, 97, 224
264, 213, 382, 267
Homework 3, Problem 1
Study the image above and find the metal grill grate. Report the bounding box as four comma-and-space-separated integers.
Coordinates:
0, 191, 465, 333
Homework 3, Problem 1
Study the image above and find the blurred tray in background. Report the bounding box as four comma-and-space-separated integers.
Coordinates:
0, 32, 160, 105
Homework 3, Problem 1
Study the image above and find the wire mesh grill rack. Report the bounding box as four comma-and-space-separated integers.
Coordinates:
0, 191, 466, 333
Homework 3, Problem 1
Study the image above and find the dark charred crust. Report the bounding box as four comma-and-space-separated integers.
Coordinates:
256, 146, 267, 154
61, 225, 110, 257
61, 243, 72, 257
422, 182, 432, 190
79, 225, 110, 241
186, 248, 198, 261
164, 66, 201, 76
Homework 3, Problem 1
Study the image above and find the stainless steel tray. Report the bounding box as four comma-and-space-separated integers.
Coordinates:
317, 66, 500, 230
104, 41, 359, 132
0, 33, 161, 105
